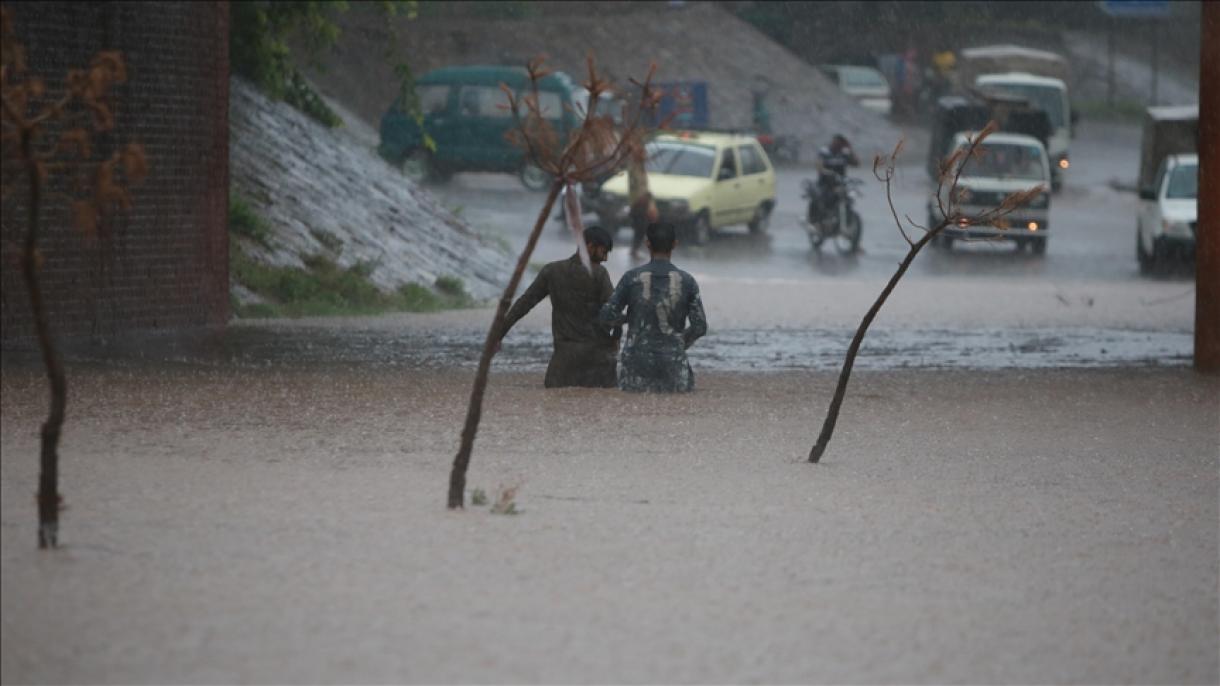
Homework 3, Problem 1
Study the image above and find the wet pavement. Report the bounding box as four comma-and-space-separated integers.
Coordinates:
1, 321, 1192, 373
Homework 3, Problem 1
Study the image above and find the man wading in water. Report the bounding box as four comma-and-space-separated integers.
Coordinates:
599, 222, 707, 393
497, 226, 620, 388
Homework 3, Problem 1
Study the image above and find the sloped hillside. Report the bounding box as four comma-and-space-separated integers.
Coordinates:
302, 1, 903, 158
228, 77, 514, 302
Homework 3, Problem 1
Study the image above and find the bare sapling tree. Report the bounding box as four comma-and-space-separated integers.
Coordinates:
1, 6, 148, 547
447, 55, 665, 509
808, 123, 1044, 463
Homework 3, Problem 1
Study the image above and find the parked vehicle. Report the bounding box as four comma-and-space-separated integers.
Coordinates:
377, 66, 582, 191
1137, 153, 1197, 273
820, 64, 893, 116
928, 131, 1052, 253
802, 174, 863, 254
596, 131, 777, 245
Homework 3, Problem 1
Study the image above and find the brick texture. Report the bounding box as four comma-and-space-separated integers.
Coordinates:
1, 1, 229, 341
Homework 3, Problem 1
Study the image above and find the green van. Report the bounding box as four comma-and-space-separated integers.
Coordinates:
378, 65, 581, 191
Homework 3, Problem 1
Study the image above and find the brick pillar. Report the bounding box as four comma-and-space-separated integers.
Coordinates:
1198, 0, 1219, 373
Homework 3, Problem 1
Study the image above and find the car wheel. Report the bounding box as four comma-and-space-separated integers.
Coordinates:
1151, 237, 1170, 274
689, 212, 712, 246
402, 149, 434, 184
747, 204, 771, 235
519, 163, 551, 192
1136, 226, 1154, 275
1031, 236, 1047, 255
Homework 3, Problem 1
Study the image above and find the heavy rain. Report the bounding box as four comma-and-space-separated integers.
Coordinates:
1, 1, 1216, 683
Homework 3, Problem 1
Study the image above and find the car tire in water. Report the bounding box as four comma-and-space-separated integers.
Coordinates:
1031, 236, 1048, 255
402, 149, 436, 184
748, 204, 771, 235
1136, 226, 1154, 275
688, 212, 712, 246
519, 163, 551, 192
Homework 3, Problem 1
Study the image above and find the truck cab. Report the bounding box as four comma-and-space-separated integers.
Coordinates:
975, 72, 1072, 191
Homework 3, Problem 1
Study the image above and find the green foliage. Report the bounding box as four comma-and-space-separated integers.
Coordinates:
231, 1, 418, 128
434, 275, 468, 298
229, 196, 273, 246
230, 1, 346, 127
284, 70, 343, 128
310, 227, 344, 253
470, 489, 489, 506
230, 244, 476, 318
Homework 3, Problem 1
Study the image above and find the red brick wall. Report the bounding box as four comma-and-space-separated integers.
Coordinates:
1, 1, 229, 341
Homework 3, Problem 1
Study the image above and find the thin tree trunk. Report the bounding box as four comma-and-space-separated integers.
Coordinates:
20, 132, 67, 547
448, 181, 563, 508
809, 230, 935, 463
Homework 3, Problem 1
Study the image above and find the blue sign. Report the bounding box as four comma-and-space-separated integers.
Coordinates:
652, 82, 710, 130
1099, 0, 1170, 17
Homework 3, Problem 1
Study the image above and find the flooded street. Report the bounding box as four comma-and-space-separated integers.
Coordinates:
4, 1, 1214, 682
2, 363, 1216, 683
0, 69, 1210, 686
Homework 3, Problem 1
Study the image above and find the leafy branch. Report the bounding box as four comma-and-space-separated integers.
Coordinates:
446, 54, 667, 509
808, 122, 1044, 463
1, 5, 147, 548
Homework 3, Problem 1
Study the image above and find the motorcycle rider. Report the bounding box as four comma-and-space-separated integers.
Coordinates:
811, 134, 860, 222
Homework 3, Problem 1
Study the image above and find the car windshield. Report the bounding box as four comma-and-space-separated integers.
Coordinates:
840, 66, 887, 89
957, 142, 1046, 181
977, 82, 1066, 128
646, 142, 716, 178
1165, 163, 1197, 199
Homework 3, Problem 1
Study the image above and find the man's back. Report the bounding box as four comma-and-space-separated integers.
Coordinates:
502, 252, 617, 388
600, 257, 707, 393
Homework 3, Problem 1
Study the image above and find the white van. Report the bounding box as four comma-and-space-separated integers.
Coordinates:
975, 73, 1072, 191
929, 132, 1052, 254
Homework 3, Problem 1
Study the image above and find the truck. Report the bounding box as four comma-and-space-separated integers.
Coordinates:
1135, 105, 1199, 272
950, 45, 1076, 191
926, 92, 1052, 180
1137, 105, 1199, 196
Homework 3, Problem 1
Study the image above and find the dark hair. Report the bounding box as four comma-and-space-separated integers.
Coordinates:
583, 225, 613, 250
646, 222, 676, 253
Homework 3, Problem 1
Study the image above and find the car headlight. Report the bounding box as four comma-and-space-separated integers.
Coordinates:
1161, 219, 1190, 234
1058, 156, 1070, 170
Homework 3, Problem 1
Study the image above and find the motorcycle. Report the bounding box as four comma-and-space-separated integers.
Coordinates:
802, 172, 863, 255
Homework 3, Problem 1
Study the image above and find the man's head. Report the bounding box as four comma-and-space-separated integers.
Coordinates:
645, 222, 677, 256
583, 225, 613, 264
831, 134, 850, 151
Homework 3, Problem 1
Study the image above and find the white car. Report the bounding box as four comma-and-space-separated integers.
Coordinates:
820, 65, 892, 116
929, 132, 1052, 253
1137, 153, 1198, 273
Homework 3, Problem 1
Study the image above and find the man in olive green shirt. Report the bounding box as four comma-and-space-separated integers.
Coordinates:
498, 226, 619, 388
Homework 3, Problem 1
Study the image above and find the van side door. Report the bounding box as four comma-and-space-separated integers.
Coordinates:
711, 146, 743, 226
454, 84, 518, 170
737, 142, 774, 214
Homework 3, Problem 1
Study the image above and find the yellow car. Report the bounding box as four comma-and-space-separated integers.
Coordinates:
596, 131, 777, 245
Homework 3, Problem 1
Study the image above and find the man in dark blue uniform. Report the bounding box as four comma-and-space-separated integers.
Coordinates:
598, 222, 707, 393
